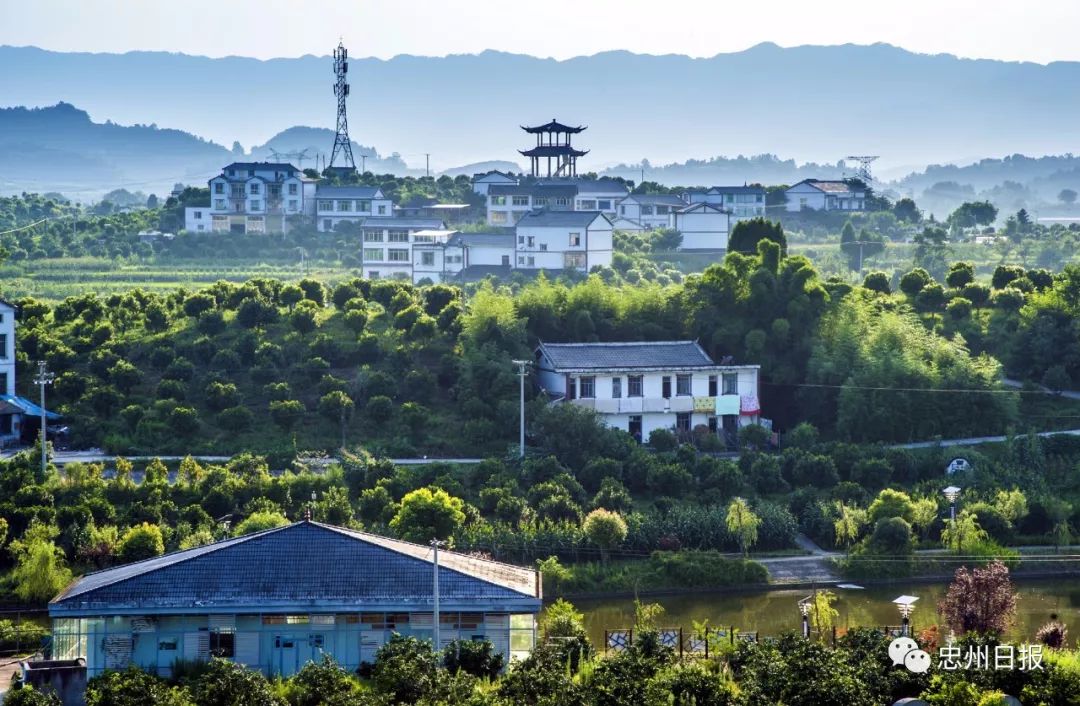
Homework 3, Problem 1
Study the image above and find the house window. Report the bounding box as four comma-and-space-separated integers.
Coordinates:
564, 253, 586, 269
620, 205, 626, 215
249, 183, 260, 195
501, 255, 510, 265
628, 375, 643, 397
209, 631, 235, 658
358, 200, 371, 212
0, 372, 7, 394
676, 413, 691, 432
641, 205, 654, 215
579, 199, 597, 209
539, 244, 547, 251
555, 197, 570, 206
288, 183, 298, 195
337, 200, 352, 212
612, 377, 622, 399
534, 197, 548, 207
491, 196, 507, 206
708, 375, 718, 397
676, 374, 691, 396
318, 200, 332, 211
388, 230, 409, 243
376, 204, 386, 215
657, 206, 669, 215
194, 211, 203, 219
598, 200, 611, 210
527, 236, 535, 247
569, 233, 581, 247
364, 231, 384, 242
388, 249, 409, 262
363, 248, 384, 261
491, 211, 508, 224
421, 251, 435, 266
662, 376, 671, 399
722, 373, 738, 395
249, 200, 261, 211
517, 256, 525, 265
567, 377, 576, 400
214, 199, 226, 209
368, 271, 380, 279
512, 196, 529, 206
288, 199, 298, 211
517, 236, 525, 245
579, 376, 595, 399
214, 183, 224, 194
527, 256, 535, 266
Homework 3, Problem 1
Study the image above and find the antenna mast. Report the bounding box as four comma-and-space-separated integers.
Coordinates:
329, 40, 356, 170
845, 155, 879, 183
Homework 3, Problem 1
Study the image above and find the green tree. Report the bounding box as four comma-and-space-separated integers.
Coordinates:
941, 509, 988, 554
945, 261, 975, 289
911, 497, 938, 540
868, 489, 916, 525
3, 686, 63, 706
833, 503, 867, 549
193, 658, 283, 706
725, 497, 761, 558
899, 267, 932, 297
118, 523, 165, 563
582, 508, 628, 562
11, 530, 73, 603
728, 217, 787, 255
86, 665, 189, 706
862, 271, 890, 295
389, 487, 466, 543
234, 511, 289, 536
269, 399, 305, 431
318, 391, 354, 448
893, 197, 922, 223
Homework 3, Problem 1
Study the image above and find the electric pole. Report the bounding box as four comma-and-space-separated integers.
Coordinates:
33, 361, 54, 479
425, 153, 431, 178
511, 360, 530, 458
431, 539, 447, 649
360, 154, 367, 174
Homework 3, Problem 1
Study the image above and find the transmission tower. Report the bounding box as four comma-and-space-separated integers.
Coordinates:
845, 155, 879, 183
268, 148, 312, 169
328, 40, 356, 170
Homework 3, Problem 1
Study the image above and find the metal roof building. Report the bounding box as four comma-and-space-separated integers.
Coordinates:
50, 521, 540, 678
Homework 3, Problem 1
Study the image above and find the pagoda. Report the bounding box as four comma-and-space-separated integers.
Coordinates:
519, 119, 588, 178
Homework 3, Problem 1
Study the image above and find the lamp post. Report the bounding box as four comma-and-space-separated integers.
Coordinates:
799, 596, 811, 638
893, 595, 919, 637
943, 486, 961, 522
431, 538, 447, 649
511, 360, 530, 458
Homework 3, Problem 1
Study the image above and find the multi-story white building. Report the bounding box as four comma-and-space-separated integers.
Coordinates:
673, 202, 731, 251
514, 210, 613, 271
0, 300, 15, 400
615, 194, 687, 230
471, 170, 519, 196
0, 301, 59, 448
412, 231, 515, 284
358, 218, 446, 280
535, 340, 761, 443
316, 186, 395, 232
485, 179, 628, 226
784, 179, 865, 212
685, 186, 767, 220
186, 162, 316, 234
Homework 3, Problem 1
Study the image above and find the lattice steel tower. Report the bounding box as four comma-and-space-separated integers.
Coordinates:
329, 41, 356, 170
845, 155, 879, 183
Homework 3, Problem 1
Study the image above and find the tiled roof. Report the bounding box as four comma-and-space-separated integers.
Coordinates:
537, 340, 718, 371
315, 186, 384, 199
51, 521, 539, 615
791, 179, 857, 194
488, 184, 577, 198
707, 185, 766, 194
517, 210, 609, 228
447, 232, 515, 248
677, 202, 729, 214
551, 179, 629, 195
360, 218, 445, 230
224, 162, 298, 172
622, 194, 687, 206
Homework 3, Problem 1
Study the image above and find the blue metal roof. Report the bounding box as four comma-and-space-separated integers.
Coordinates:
0, 395, 61, 420
51, 522, 540, 616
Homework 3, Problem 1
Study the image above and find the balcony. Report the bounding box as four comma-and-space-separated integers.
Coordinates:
567, 397, 695, 414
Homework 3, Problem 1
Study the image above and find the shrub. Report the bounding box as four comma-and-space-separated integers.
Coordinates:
118, 523, 165, 563
442, 639, 504, 679
269, 399, 305, 431
218, 406, 253, 432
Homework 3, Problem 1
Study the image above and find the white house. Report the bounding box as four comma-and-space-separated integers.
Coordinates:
358, 218, 446, 280
316, 186, 395, 232
0, 300, 15, 399
615, 194, 687, 230
514, 210, 613, 271
0, 301, 60, 448
535, 340, 761, 443
673, 203, 731, 251
685, 186, 767, 221
784, 179, 865, 212
412, 231, 515, 284
485, 179, 628, 227
471, 170, 519, 196
187, 162, 316, 234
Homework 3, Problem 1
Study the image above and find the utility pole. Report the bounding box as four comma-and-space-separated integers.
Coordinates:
425, 153, 431, 178
431, 539, 447, 649
511, 360, 530, 458
33, 361, 54, 479
360, 154, 367, 174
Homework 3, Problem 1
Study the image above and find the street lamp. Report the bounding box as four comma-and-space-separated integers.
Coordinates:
893, 595, 919, 637
943, 486, 961, 522
798, 596, 812, 638
511, 360, 531, 458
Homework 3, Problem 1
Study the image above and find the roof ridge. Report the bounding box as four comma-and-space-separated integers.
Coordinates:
541, 339, 697, 347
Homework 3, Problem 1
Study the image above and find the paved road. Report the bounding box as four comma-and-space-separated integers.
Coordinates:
1003, 378, 1080, 400
892, 428, 1080, 450
0, 449, 485, 467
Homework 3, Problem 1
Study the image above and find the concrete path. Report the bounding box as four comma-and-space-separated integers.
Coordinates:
0, 448, 484, 468
892, 428, 1080, 450
1003, 378, 1080, 400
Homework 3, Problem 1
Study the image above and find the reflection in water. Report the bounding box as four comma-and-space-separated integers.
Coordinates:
568, 579, 1079, 646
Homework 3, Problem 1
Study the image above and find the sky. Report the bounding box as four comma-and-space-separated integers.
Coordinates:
2, 0, 1080, 64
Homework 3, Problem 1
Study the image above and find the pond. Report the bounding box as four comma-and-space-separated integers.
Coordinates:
571, 578, 1080, 646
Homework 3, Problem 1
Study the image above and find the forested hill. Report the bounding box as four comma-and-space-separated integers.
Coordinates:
0, 103, 230, 199
6, 43, 1080, 177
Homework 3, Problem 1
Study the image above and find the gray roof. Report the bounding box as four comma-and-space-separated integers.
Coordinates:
677, 202, 729, 214
447, 231, 516, 248
517, 210, 610, 228
489, 184, 577, 198
315, 186, 385, 199
548, 178, 629, 195
360, 217, 445, 230
623, 193, 687, 206
707, 185, 766, 194
224, 162, 299, 172
537, 340, 719, 371
51, 521, 539, 616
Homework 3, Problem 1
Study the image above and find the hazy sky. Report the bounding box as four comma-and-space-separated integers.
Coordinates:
2, 0, 1080, 63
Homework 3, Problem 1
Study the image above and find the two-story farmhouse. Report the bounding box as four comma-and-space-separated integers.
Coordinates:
784, 179, 865, 212
515, 210, 613, 271
615, 194, 687, 230
672, 202, 731, 251
485, 179, 628, 226
685, 186, 767, 220
535, 340, 760, 444
185, 162, 317, 235
412, 231, 515, 284
49, 521, 541, 679
358, 218, 447, 280
316, 186, 395, 232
